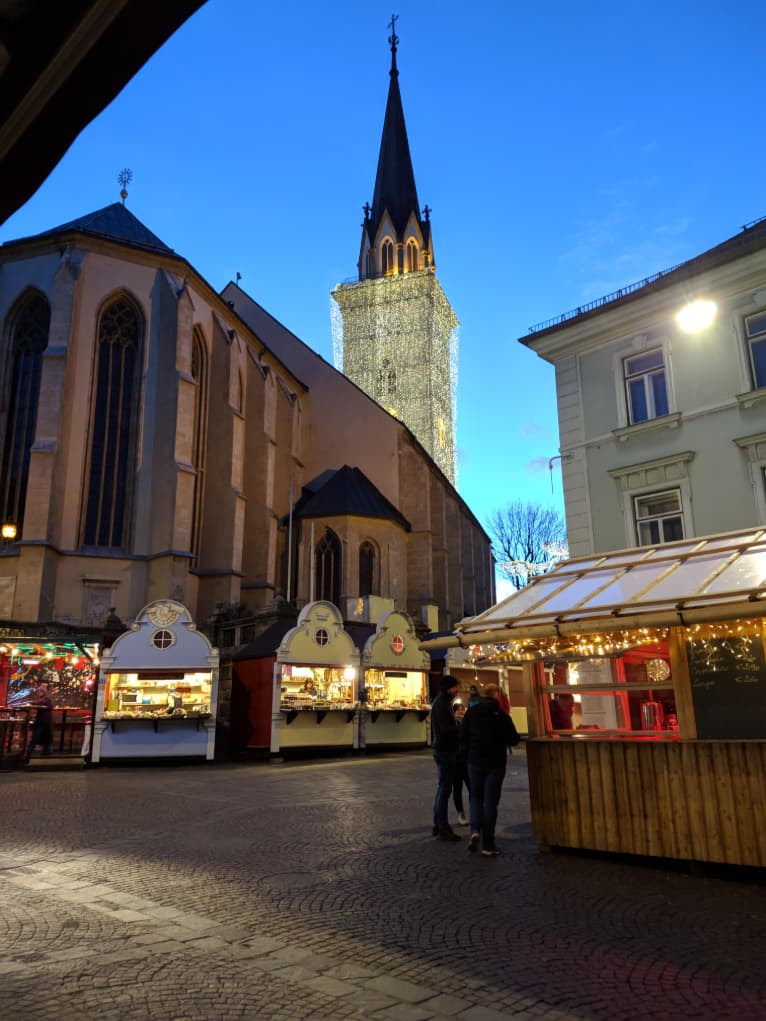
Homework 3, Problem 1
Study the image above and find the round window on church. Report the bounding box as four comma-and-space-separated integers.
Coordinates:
391, 635, 405, 655
152, 629, 175, 651
315, 628, 329, 647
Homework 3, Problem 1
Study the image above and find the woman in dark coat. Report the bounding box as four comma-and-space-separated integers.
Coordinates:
460, 682, 520, 856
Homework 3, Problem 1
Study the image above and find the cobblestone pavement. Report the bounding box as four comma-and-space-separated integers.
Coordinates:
1, 747, 765, 1021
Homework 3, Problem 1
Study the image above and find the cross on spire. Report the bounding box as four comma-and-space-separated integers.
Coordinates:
388, 13, 399, 74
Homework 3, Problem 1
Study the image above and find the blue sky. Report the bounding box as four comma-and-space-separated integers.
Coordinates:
3, 0, 765, 540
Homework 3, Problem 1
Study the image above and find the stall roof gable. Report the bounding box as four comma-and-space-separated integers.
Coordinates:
454, 528, 766, 639
363, 610, 429, 670
277, 600, 360, 666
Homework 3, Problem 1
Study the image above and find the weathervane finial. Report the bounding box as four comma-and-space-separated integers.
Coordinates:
117, 168, 133, 205
388, 13, 399, 74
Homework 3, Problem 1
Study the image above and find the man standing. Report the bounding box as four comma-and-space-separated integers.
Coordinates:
461, 682, 520, 856
430, 674, 461, 841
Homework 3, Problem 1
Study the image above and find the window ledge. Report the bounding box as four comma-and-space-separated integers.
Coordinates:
613, 412, 681, 442
736, 388, 766, 409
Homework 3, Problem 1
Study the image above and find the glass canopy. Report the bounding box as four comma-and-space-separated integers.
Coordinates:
450, 528, 766, 641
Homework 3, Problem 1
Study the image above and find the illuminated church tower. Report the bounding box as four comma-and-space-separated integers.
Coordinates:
332, 19, 458, 484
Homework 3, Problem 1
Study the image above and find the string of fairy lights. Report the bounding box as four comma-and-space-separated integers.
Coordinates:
463, 618, 766, 669
331, 270, 459, 484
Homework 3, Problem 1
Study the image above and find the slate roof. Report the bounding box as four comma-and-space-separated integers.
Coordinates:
366, 39, 431, 251
7, 202, 173, 256
292, 465, 411, 532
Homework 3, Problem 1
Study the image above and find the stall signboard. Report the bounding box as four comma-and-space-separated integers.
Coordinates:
686, 632, 766, 739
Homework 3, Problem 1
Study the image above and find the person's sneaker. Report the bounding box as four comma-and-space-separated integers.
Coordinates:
438, 828, 461, 842
481, 847, 501, 857
468, 832, 480, 853
457, 812, 467, 826
431, 824, 439, 837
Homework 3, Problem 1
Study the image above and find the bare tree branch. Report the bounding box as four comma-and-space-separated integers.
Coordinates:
487, 500, 567, 589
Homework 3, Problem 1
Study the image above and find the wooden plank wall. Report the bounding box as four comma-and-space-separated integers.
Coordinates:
527, 739, 766, 867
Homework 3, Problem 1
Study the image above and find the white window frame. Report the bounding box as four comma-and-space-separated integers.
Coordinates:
633, 489, 685, 547
744, 310, 766, 390
733, 433, 766, 525
623, 348, 669, 424
611, 334, 674, 430
609, 452, 694, 549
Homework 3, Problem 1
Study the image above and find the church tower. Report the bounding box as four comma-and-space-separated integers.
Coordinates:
331, 18, 458, 484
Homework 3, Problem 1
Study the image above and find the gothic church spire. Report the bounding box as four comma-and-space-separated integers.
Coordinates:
361, 18, 432, 277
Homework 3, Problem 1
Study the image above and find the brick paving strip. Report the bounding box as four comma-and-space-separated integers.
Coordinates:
0, 861, 529, 1021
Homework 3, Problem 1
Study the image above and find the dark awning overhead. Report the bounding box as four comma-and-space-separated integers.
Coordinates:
0, 0, 205, 225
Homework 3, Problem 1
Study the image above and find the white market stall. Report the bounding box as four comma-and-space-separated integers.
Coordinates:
91, 600, 219, 762
361, 609, 430, 748
273, 601, 360, 753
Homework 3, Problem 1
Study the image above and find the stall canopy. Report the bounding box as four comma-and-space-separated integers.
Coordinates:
421, 527, 766, 661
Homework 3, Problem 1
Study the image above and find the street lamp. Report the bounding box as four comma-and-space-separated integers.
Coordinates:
676, 299, 717, 333
1, 522, 17, 542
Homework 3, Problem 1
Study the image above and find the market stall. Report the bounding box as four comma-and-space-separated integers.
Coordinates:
91, 600, 219, 762
273, 601, 360, 753
421, 528, 766, 867
360, 609, 430, 749
1, 631, 100, 762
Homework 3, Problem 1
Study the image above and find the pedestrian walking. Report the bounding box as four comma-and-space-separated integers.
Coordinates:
431, 674, 461, 841
461, 682, 520, 856
25, 681, 54, 761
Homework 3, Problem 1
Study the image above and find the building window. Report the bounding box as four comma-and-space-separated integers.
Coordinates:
315, 528, 341, 606
83, 295, 142, 549
0, 291, 50, 537
405, 238, 419, 272
623, 349, 668, 424
381, 238, 395, 276
359, 541, 376, 597
634, 490, 684, 546
190, 329, 208, 566
744, 311, 766, 389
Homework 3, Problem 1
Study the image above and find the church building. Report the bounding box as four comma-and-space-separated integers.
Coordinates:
332, 22, 458, 484
0, 201, 492, 638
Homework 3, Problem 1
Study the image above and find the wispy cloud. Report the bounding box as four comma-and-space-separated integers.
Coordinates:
558, 196, 694, 303
526, 456, 551, 475
521, 421, 550, 440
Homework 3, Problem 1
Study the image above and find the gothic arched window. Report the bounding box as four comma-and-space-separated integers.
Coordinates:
315, 528, 341, 606
190, 328, 208, 565
359, 541, 377, 597
82, 294, 142, 549
0, 291, 50, 536
406, 238, 419, 272
381, 238, 395, 276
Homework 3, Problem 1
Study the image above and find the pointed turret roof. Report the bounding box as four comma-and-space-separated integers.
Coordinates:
8, 203, 173, 256
366, 24, 427, 244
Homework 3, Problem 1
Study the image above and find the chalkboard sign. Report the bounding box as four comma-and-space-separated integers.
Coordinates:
686, 634, 766, 739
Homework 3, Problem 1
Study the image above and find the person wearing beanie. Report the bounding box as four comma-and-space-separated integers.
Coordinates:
460, 682, 520, 856
430, 674, 461, 841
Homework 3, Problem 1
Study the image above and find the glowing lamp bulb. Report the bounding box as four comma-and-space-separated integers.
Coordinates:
1, 523, 17, 540
676, 299, 717, 333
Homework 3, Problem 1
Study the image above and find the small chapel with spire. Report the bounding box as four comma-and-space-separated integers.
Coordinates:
332, 17, 459, 484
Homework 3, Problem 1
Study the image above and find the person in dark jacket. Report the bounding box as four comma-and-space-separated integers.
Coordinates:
430, 674, 461, 841
461, 682, 520, 856
25, 682, 54, 761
